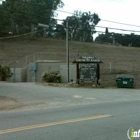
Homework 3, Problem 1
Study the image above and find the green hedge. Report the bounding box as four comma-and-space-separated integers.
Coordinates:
0, 65, 13, 81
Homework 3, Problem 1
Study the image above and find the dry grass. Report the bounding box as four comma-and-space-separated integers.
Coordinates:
0, 37, 140, 88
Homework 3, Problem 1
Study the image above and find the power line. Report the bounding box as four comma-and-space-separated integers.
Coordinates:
0, 25, 139, 40
0, 13, 64, 25
0, 29, 45, 40
0, 30, 136, 40
56, 9, 140, 28
56, 9, 74, 15
1, 12, 140, 34
101, 19, 140, 28
1, 0, 140, 28
1, 1, 140, 35
1, 13, 140, 36
96, 26, 140, 33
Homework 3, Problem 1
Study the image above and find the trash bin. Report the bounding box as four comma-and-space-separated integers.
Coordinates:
116, 74, 134, 88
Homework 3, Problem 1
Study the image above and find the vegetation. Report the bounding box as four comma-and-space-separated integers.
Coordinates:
95, 31, 140, 47
0, 0, 101, 42
1, 0, 140, 46
0, 0, 64, 37
0, 65, 13, 81
55, 11, 100, 42
41, 71, 61, 83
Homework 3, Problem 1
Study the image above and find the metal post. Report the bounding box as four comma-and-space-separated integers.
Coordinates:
109, 62, 112, 74
76, 63, 79, 84
66, 19, 69, 83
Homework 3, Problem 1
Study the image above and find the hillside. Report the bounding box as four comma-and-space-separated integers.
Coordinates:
0, 37, 140, 88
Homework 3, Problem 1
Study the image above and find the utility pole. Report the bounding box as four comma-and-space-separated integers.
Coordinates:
66, 18, 69, 83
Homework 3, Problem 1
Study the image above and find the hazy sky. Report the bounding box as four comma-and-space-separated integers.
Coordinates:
57, 0, 140, 37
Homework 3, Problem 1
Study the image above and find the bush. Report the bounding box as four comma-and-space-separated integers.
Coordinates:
0, 65, 13, 81
41, 71, 61, 83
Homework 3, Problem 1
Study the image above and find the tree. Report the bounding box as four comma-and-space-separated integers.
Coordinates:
95, 32, 140, 47
0, 0, 64, 37
95, 33, 112, 44
0, 65, 13, 81
61, 11, 100, 42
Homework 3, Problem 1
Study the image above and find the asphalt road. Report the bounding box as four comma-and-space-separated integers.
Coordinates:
0, 82, 140, 140
0, 101, 140, 140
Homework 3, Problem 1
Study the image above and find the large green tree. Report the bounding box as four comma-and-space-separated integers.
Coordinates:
0, 0, 64, 36
61, 11, 100, 42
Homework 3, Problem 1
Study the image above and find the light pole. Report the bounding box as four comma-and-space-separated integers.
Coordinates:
66, 18, 69, 83
66, 16, 77, 83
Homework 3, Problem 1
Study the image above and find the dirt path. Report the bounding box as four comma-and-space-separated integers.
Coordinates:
0, 96, 24, 110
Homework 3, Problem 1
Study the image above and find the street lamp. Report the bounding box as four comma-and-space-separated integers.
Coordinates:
38, 23, 49, 29
66, 18, 69, 83
66, 16, 76, 83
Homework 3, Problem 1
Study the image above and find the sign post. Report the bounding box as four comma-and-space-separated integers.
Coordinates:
73, 56, 102, 85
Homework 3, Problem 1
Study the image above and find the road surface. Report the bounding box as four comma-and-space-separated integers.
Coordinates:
0, 82, 140, 140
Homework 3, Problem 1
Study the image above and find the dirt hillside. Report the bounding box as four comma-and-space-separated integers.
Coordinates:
0, 37, 140, 88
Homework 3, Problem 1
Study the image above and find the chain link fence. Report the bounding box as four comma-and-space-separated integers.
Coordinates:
7, 52, 102, 68
7, 51, 140, 75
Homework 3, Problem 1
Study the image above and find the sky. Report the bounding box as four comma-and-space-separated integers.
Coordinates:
56, 0, 140, 38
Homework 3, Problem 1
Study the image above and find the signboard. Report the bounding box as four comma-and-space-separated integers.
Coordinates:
74, 56, 101, 63
80, 65, 96, 82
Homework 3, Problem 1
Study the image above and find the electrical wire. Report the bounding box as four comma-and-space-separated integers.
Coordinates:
1, 0, 140, 28
1, 0, 140, 38
0, 29, 46, 40
101, 19, 140, 28
0, 13, 64, 25
95, 26, 140, 33
0, 27, 138, 40
1, 10, 140, 34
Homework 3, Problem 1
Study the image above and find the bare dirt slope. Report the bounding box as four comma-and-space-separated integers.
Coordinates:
0, 37, 140, 88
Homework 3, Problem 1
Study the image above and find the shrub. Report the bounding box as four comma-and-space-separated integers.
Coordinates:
41, 71, 61, 83
0, 65, 13, 81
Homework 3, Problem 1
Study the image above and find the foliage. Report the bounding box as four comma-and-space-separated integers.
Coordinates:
41, 71, 61, 83
0, 65, 13, 81
56, 11, 100, 42
0, 0, 64, 37
95, 32, 140, 47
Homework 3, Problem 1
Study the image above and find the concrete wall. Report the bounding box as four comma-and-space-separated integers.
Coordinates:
27, 62, 76, 83
8, 62, 77, 83
8, 67, 27, 82
60, 64, 76, 83
27, 62, 66, 82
